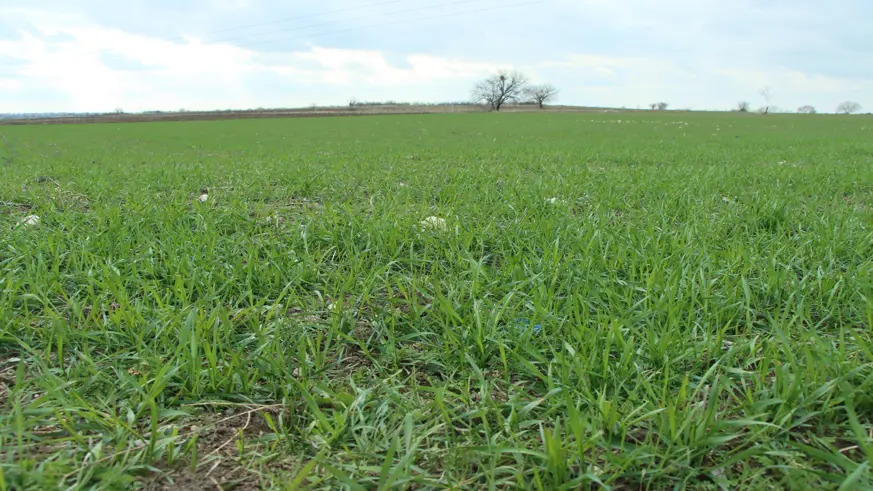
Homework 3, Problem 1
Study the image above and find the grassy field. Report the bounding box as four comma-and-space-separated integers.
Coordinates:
1, 112, 873, 490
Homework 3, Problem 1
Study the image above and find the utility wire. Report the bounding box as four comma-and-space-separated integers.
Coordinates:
212, 0, 492, 44
206, 0, 408, 34
0, 0, 545, 64
238, 0, 545, 49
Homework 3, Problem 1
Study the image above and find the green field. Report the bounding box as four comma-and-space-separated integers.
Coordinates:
1, 112, 873, 490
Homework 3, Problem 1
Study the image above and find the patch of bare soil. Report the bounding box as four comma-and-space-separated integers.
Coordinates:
141, 466, 254, 491
0, 354, 16, 408
0, 201, 33, 215
1, 105, 614, 127
140, 406, 282, 491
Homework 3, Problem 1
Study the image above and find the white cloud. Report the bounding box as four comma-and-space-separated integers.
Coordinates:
0, 5, 870, 113
284, 45, 499, 86
714, 68, 865, 94
0, 9, 505, 112
531, 51, 872, 111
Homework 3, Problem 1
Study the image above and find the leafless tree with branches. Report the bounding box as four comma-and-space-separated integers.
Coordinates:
523, 84, 559, 109
797, 105, 816, 114
759, 87, 773, 114
736, 101, 750, 112
472, 70, 529, 111
837, 101, 862, 114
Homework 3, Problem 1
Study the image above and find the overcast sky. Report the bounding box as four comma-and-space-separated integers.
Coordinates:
0, 0, 870, 113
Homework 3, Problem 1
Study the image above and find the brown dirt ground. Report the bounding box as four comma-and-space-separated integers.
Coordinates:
0, 105, 624, 126
140, 407, 283, 491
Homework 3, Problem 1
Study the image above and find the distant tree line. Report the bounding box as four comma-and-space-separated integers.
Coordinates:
347, 100, 481, 107
731, 87, 865, 115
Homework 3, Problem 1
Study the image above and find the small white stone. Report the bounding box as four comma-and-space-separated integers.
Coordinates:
420, 216, 447, 232
14, 215, 40, 228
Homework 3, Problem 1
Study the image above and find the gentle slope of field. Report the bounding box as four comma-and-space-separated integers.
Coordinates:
0, 104, 600, 126
1, 112, 872, 489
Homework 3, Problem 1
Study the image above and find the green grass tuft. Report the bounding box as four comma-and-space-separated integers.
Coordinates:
1, 112, 873, 489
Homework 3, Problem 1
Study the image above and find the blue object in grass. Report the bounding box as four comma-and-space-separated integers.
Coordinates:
514, 318, 542, 334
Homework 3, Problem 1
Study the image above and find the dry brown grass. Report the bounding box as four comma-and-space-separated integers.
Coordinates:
0, 104, 616, 126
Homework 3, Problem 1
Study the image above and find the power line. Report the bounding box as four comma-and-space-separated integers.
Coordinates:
0, 0, 545, 65
212, 0, 492, 44
238, 0, 545, 49
206, 0, 407, 35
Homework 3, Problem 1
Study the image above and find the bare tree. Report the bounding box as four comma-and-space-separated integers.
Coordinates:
472, 70, 529, 111
837, 101, 862, 114
649, 103, 657, 111
797, 105, 816, 114
759, 87, 773, 114
523, 84, 559, 109
656, 102, 669, 111
736, 101, 750, 112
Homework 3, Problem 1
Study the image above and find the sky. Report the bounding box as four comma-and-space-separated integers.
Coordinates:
0, 0, 871, 113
